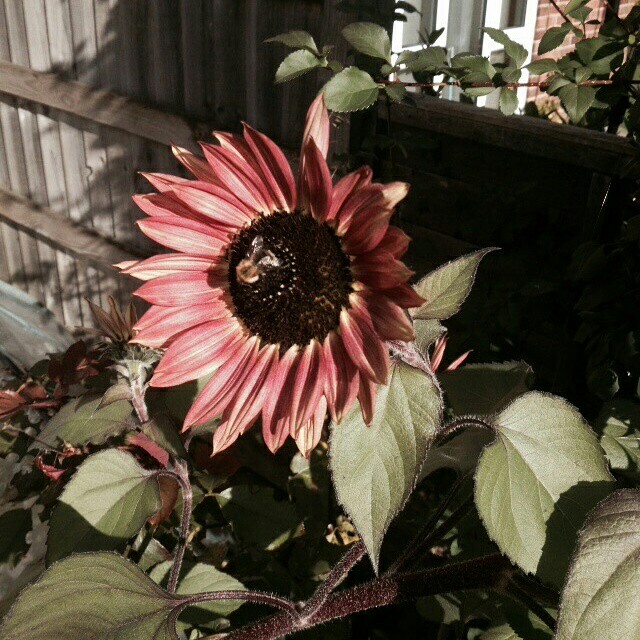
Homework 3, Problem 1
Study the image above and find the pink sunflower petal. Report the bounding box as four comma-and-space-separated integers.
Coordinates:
261, 346, 299, 453
243, 124, 297, 211
150, 319, 243, 387
377, 226, 410, 258
141, 172, 191, 193
294, 395, 327, 458
119, 254, 215, 281
335, 184, 385, 237
301, 93, 330, 160
184, 336, 259, 428
133, 302, 229, 348
339, 307, 390, 384
341, 205, 393, 255
201, 142, 273, 213
358, 376, 377, 426
298, 138, 332, 222
137, 217, 230, 257
385, 283, 425, 309
292, 340, 325, 430
352, 252, 414, 290
327, 166, 372, 223
323, 332, 359, 423
380, 181, 409, 209
172, 146, 220, 184
169, 182, 254, 228
134, 271, 226, 306
212, 345, 279, 454
357, 292, 414, 342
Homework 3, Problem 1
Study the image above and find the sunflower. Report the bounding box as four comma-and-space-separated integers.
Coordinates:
119, 95, 422, 456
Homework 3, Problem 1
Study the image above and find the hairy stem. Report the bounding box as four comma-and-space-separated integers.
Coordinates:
130, 374, 149, 424
219, 553, 511, 640
164, 460, 192, 593
182, 590, 297, 615
499, 582, 557, 632
434, 417, 495, 445
299, 540, 367, 621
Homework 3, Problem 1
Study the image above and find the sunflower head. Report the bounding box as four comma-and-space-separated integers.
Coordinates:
120, 95, 423, 457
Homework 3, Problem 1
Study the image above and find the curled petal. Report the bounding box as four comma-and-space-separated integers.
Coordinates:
358, 376, 377, 426
302, 93, 330, 160
294, 395, 327, 457
298, 138, 332, 222
380, 181, 409, 209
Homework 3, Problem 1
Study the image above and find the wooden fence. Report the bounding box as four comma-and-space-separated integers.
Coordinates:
0, 0, 635, 335
0, 0, 345, 329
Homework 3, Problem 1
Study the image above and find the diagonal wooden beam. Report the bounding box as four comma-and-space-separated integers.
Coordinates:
0, 60, 200, 148
0, 188, 141, 273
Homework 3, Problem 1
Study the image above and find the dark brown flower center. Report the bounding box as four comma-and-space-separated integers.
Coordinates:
227, 211, 353, 349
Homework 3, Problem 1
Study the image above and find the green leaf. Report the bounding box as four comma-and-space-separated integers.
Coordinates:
150, 561, 246, 620
37, 395, 133, 448
384, 83, 407, 103
142, 415, 188, 459
538, 23, 572, 55
440, 361, 534, 416
595, 399, 640, 472
330, 363, 442, 572
265, 30, 319, 55
526, 59, 559, 75
556, 489, 640, 640
216, 485, 301, 551
558, 83, 597, 122
499, 87, 519, 116
342, 22, 391, 62
46, 450, 162, 564
275, 49, 322, 84
323, 67, 380, 112
412, 248, 497, 321
413, 319, 446, 354
420, 426, 494, 480
475, 392, 614, 587
403, 46, 448, 72
483, 28, 528, 68
0, 552, 180, 639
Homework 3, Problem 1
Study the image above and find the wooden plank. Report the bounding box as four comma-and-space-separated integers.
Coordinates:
0, 188, 140, 272
384, 98, 635, 175
0, 59, 198, 148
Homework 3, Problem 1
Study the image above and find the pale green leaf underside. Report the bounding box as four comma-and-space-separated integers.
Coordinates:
151, 561, 246, 618
0, 552, 179, 640
38, 395, 133, 447
330, 363, 442, 572
323, 67, 380, 112
47, 449, 161, 564
475, 392, 613, 587
412, 248, 496, 320
556, 489, 640, 640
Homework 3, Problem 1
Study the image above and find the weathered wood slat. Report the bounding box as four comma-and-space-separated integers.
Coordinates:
0, 188, 140, 273
384, 98, 635, 175
0, 59, 197, 148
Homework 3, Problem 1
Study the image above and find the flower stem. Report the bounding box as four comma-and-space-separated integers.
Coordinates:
130, 374, 149, 424
182, 590, 298, 615
299, 540, 367, 622
165, 459, 192, 593
218, 553, 511, 640
434, 417, 495, 445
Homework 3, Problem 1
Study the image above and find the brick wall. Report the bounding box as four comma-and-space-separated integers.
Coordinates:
527, 0, 637, 102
